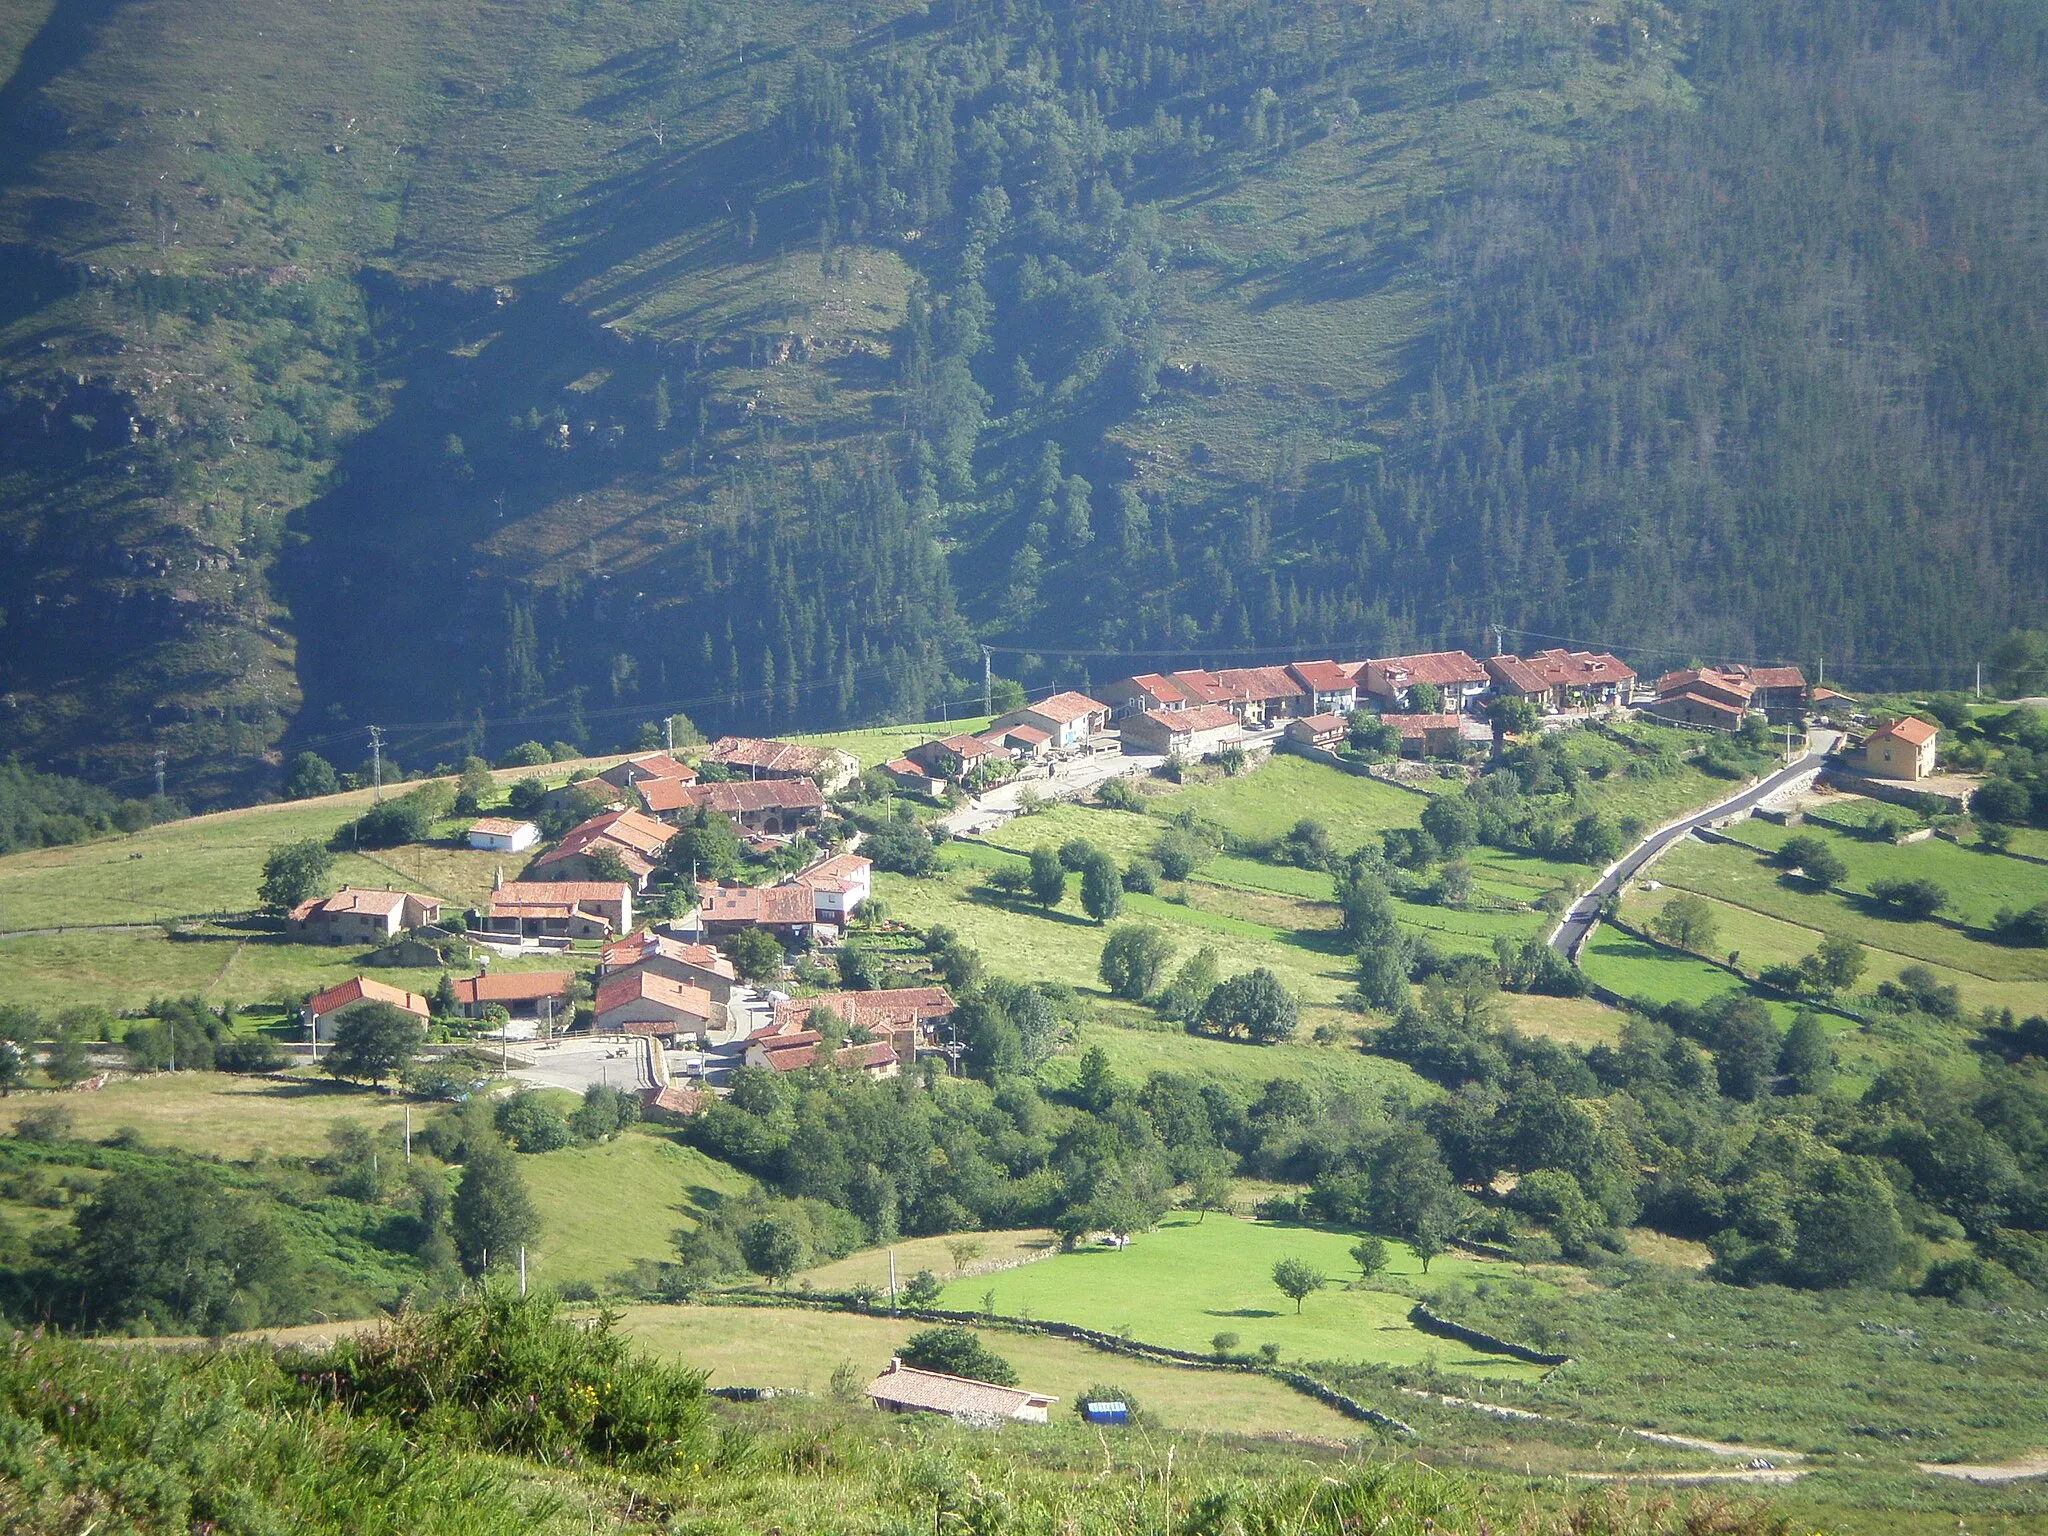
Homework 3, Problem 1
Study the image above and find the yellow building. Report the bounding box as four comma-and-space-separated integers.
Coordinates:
1861, 716, 1938, 780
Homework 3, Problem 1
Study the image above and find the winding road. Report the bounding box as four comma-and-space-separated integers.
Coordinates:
1548, 731, 1838, 960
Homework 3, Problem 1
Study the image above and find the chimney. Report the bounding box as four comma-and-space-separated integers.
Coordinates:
886, 1358, 901, 1373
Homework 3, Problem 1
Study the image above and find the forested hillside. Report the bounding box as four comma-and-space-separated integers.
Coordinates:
1, 0, 2043, 799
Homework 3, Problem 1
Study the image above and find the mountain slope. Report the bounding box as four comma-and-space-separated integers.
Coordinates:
1, 0, 2043, 798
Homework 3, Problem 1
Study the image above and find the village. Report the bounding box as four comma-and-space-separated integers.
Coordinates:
278, 642, 1947, 1135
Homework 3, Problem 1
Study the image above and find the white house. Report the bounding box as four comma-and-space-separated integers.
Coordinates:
991, 691, 1111, 750
467, 818, 540, 853
792, 852, 873, 923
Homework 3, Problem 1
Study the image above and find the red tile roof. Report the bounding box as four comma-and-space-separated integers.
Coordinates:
532, 808, 675, 878
636, 777, 703, 814
696, 880, 817, 925
1367, 650, 1491, 687
305, 976, 429, 1018
1168, 670, 1236, 705
1287, 660, 1354, 693
704, 736, 834, 775
1488, 649, 1635, 693
1017, 690, 1109, 723
452, 971, 571, 1005
1655, 685, 1748, 720
1654, 668, 1755, 705
487, 881, 630, 917
604, 751, 697, 783
1136, 703, 1239, 734
994, 722, 1052, 745
791, 853, 872, 894
1744, 665, 1808, 691
289, 886, 428, 922
1210, 666, 1306, 702
1871, 715, 1938, 746
676, 780, 828, 815
1390, 712, 1466, 737
599, 929, 737, 977
760, 1037, 898, 1072
594, 969, 713, 1020
641, 1083, 707, 1116
770, 986, 954, 1035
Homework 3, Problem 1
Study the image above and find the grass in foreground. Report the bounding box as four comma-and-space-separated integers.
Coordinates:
928, 1211, 1549, 1380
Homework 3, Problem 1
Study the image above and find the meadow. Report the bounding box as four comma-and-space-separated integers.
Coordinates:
0, 1066, 413, 1158
926, 1211, 1550, 1381
614, 1303, 1369, 1440
522, 1129, 751, 1291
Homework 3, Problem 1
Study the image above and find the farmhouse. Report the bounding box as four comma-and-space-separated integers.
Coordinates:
744, 1030, 899, 1077
542, 777, 625, 816
595, 752, 697, 792
466, 818, 540, 853
703, 736, 858, 793
1485, 649, 1636, 712
599, 930, 739, 1000
1391, 713, 1468, 758
302, 976, 429, 1038
864, 1359, 1057, 1423
790, 852, 873, 924
695, 879, 821, 943
770, 985, 953, 1062
877, 757, 948, 797
1097, 673, 1191, 718
906, 732, 1015, 781
1284, 712, 1348, 750
1861, 716, 1939, 780
667, 779, 826, 835
990, 690, 1110, 749
287, 886, 442, 944
980, 721, 1054, 761
530, 808, 675, 888
484, 880, 633, 939
1644, 669, 1754, 731
1356, 651, 1490, 711
592, 969, 714, 1042
1119, 703, 1240, 759
1209, 666, 1307, 725
449, 970, 571, 1022
1286, 660, 1358, 715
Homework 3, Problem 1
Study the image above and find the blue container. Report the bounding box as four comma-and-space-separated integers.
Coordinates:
1081, 1401, 1129, 1425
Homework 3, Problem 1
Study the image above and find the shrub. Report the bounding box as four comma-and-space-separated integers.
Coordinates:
314, 1289, 709, 1470
1121, 856, 1161, 893
899, 1325, 1018, 1385
1098, 924, 1175, 1000
495, 1090, 574, 1152
1868, 877, 1949, 920
1096, 776, 1145, 812
1990, 902, 2048, 947
214, 1035, 287, 1073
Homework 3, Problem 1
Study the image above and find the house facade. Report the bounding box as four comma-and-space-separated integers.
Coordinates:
592, 970, 714, 1041
530, 808, 676, 889
668, 779, 826, 835
990, 691, 1111, 749
877, 757, 948, 797
450, 970, 571, 1022
906, 733, 1014, 782
596, 752, 697, 792
1284, 712, 1347, 750
1285, 660, 1358, 716
1861, 717, 1939, 780
1120, 703, 1240, 759
483, 880, 633, 939
703, 736, 858, 793
1485, 649, 1636, 712
1392, 713, 1468, 758
287, 887, 442, 945
302, 975, 430, 1038
745, 1031, 900, 1077
467, 818, 540, 853
791, 853, 873, 924
1209, 666, 1307, 724
1357, 651, 1491, 711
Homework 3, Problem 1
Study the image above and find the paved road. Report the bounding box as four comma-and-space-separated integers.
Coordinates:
941, 740, 1165, 836
507, 1035, 655, 1095
1549, 734, 1837, 960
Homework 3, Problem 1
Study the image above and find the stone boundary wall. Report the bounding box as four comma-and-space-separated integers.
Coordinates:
1407, 1303, 1570, 1367
701, 1289, 1415, 1433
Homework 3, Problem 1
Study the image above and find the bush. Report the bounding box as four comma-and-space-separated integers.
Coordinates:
214, 1035, 287, 1073
898, 1325, 1018, 1385
1098, 924, 1175, 1000
1096, 776, 1145, 812
1868, 877, 1949, 920
1990, 902, 2048, 947
864, 815, 937, 876
495, 1090, 573, 1152
1121, 856, 1161, 893
315, 1289, 708, 1470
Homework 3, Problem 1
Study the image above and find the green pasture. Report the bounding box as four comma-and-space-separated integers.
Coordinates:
523, 1130, 750, 1290
1153, 756, 1436, 849
613, 1303, 1366, 1439
1576, 930, 1798, 1025
1041, 1014, 1428, 1099
0, 1069, 412, 1160
1737, 816, 2048, 932
794, 717, 992, 772
929, 1211, 1548, 1380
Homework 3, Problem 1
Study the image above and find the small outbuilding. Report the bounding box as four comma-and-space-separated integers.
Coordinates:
865, 1359, 1057, 1423
467, 818, 541, 853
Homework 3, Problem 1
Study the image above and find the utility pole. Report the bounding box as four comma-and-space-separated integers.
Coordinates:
1492, 624, 1506, 657
519, 1245, 527, 1297
981, 647, 992, 717
368, 725, 385, 801
889, 1248, 898, 1315
152, 749, 167, 800
404, 1105, 412, 1163
664, 714, 674, 754
1976, 662, 1982, 701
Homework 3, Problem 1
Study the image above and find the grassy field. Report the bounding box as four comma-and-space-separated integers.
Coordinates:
1739, 814, 2048, 932
797, 1229, 1058, 1291
522, 1130, 751, 1290
793, 717, 993, 771
927, 1211, 1548, 1380
1042, 1014, 1428, 1099
0, 1069, 413, 1158
1576, 929, 1799, 1025
1154, 758, 1438, 849
613, 1303, 1367, 1440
